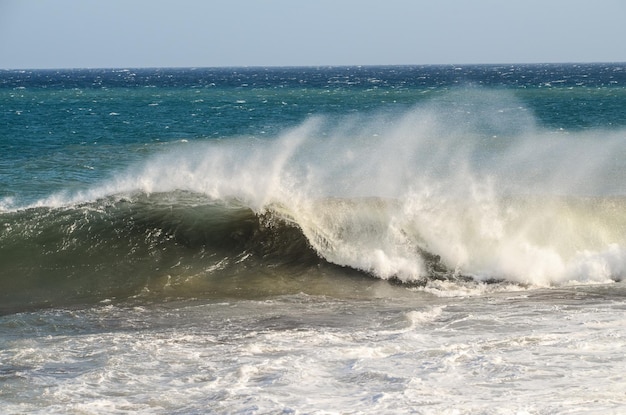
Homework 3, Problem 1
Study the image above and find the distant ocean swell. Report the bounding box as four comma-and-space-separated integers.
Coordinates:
2, 98, 626, 313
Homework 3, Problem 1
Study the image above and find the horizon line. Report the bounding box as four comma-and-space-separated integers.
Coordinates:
3, 61, 626, 72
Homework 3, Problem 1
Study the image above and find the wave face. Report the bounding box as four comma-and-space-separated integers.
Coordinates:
0, 194, 330, 313
3, 88, 626, 312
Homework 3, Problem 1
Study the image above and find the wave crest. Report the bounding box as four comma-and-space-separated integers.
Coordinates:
5, 92, 626, 312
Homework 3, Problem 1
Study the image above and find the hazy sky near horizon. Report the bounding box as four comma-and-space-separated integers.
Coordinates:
1, 0, 625, 69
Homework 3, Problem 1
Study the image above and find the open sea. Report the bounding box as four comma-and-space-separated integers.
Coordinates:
1, 64, 626, 414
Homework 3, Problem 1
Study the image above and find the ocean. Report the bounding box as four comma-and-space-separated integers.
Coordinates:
1, 64, 626, 414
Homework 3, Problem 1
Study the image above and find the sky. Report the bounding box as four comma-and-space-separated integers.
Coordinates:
1, 0, 625, 69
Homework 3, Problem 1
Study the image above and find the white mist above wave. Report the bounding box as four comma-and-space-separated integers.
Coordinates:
32, 90, 626, 286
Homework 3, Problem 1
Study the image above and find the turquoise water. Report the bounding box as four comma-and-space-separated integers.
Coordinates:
2, 65, 626, 413
2, 65, 625, 205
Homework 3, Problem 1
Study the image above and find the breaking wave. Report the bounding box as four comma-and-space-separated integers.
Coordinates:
3, 90, 626, 312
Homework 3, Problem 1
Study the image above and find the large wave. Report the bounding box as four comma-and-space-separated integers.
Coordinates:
0, 194, 334, 314
3, 90, 626, 311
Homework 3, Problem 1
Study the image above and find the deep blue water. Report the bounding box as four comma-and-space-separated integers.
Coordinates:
2, 65, 626, 204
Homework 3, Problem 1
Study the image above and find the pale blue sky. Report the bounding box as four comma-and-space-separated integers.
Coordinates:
1, 0, 625, 69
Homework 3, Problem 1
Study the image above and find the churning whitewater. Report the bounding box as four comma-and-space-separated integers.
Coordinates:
1, 65, 626, 414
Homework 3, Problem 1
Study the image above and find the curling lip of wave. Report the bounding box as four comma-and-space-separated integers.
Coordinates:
67, 100, 626, 287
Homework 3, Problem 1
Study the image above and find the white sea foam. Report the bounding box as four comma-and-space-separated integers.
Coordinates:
3, 289, 625, 414
0, 196, 15, 212
404, 306, 445, 326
